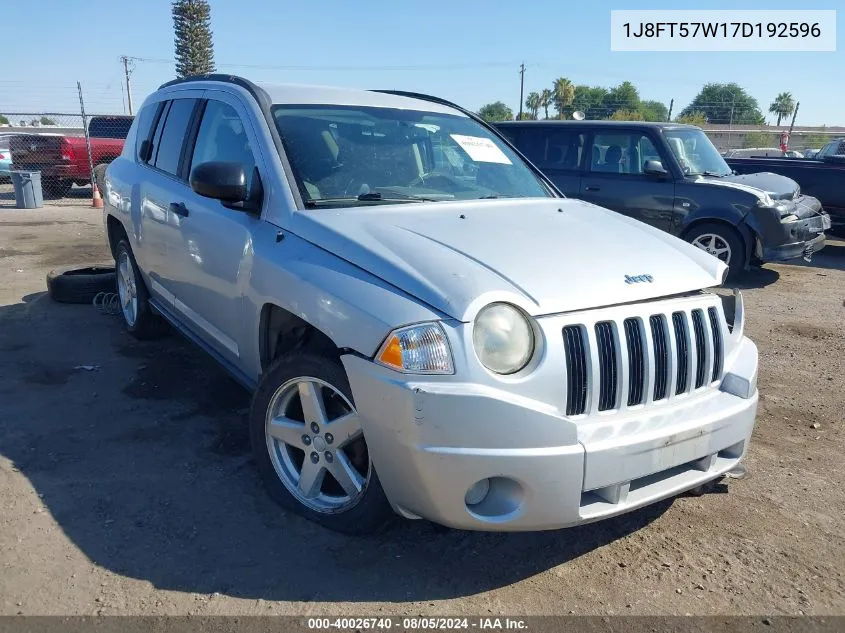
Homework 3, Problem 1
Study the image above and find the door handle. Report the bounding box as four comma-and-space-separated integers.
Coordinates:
585, 185, 601, 192
169, 202, 189, 217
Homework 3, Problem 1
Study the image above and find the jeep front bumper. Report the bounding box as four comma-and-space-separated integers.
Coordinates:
342, 336, 758, 531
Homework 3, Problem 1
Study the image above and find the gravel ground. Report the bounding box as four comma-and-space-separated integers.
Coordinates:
0, 205, 843, 617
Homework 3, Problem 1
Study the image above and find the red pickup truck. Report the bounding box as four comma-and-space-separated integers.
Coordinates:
9, 115, 133, 198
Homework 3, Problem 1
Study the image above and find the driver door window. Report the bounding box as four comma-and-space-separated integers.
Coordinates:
189, 100, 257, 190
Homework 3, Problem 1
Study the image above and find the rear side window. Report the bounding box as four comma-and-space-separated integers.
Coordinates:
152, 98, 198, 176
89, 117, 133, 139
134, 104, 160, 161
516, 128, 585, 171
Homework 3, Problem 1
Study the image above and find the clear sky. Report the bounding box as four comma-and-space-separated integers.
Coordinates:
2, 0, 842, 125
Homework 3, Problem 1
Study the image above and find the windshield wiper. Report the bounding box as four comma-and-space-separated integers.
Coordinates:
304, 192, 433, 207
357, 192, 436, 202
700, 171, 727, 177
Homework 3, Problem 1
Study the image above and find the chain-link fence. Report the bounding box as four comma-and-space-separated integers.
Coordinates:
0, 111, 134, 206
0, 80, 147, 207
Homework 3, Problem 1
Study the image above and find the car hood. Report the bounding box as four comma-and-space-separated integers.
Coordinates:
702, 171, 799, 200
291, 198, 727, 321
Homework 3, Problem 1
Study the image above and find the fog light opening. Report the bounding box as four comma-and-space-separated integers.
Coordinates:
464, 478, 491, 507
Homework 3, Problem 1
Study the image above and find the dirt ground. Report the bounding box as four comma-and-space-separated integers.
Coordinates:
0, 204, 843, 617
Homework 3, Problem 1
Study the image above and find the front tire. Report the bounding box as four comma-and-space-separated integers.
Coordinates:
685, 222, 746, 279
250, 352, 394, 535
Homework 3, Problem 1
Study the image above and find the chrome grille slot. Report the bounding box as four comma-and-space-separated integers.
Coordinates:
649, 315, 669, 401
594, 321, 618, 411
691, 309, 707, 388
624, 318, 645, 406
563, 325, 588, 416
708, 307, 723, 382
672, 312, 689, 395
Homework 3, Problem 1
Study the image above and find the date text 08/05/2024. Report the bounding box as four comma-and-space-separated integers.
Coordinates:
622, 22, 821, 39
306, 617, 528, 630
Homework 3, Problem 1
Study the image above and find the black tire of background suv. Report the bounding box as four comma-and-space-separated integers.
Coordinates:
46, 266, 116, 304
93, 164, 108, 196
114, 239, 169, 340
249, 352, 395, 536
42, 179, 72, 199
684, 222, 747, 279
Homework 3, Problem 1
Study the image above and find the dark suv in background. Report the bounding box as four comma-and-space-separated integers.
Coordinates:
496, 121, 830, 276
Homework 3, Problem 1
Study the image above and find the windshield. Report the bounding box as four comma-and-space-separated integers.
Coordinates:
271, 104, 552, 207
663, 128, 731, 177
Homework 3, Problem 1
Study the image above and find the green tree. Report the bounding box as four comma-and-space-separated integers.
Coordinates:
679, 83, 764, 125
572, 85, 609, 119
603, 81, 640, 118
608, 109, 644, 121
39, 116, 56, 125
676, 111, 708, 126
552, 77, 575, 119
0, 114, 8, 125
172, 0, 216, 79
525, 91, 541, 120
743, 130, 776, 149
539, 89, 553, 119
639, 100, 669, 122
768, 92, 796, 126
477, 101, 514, 122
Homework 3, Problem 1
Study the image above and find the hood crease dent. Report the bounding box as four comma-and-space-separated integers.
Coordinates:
291, 198, 728, 322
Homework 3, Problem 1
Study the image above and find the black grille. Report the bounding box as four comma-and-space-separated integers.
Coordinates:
624, 318, 645, 406
692, 309, 707, 389
650, 315, 669, 401
563, 326, 588, 415
708, 307, 723, 382
672, 312, 689, 395
595, 322, 618, 411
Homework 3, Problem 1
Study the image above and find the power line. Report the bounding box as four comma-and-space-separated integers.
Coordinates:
123, 56, 522, 72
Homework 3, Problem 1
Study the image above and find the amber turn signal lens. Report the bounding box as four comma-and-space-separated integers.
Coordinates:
377, 335, 404, 370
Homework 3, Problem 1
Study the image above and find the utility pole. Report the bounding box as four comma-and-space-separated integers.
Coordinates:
518, 63, 525, 120
667, 98, 674, 122
121, 56, 135, 115
788, 101, 800, 136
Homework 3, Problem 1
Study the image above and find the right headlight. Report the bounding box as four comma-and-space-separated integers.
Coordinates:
472, 303, 535, 375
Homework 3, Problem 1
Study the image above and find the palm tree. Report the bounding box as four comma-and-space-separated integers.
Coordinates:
553, 77, 575, 120
525, 92, 541, 120
540, 89, 552, 119
768, 92, 796, 126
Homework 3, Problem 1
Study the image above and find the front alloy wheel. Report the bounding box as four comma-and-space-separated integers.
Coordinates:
685, 223, 745, 279
265, 377, 369, 513
691, 233, 732, 264
250, 352, 394, 534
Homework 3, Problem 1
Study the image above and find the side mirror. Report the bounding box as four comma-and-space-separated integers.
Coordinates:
643, 159, 668, 176
190, 161, 247, 203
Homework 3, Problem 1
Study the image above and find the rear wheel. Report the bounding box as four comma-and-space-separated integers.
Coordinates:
686, 223, 746, 279
250, 352, 394, 535
115, 238, 167, 339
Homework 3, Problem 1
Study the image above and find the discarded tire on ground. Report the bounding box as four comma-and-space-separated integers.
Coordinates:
46, 266, 116, 304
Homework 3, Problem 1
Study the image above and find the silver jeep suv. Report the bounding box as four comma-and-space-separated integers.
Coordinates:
103, 75, 759, 534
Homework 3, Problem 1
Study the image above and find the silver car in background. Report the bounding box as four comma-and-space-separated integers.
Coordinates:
103, 75, 759, 534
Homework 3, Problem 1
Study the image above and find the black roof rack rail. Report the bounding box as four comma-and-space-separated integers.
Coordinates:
371, 90, 473, 119
370, 89, 563, 198
157, 74, 270, 107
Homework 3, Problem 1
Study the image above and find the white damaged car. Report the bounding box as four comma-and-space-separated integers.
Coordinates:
103, 75, 758, 534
